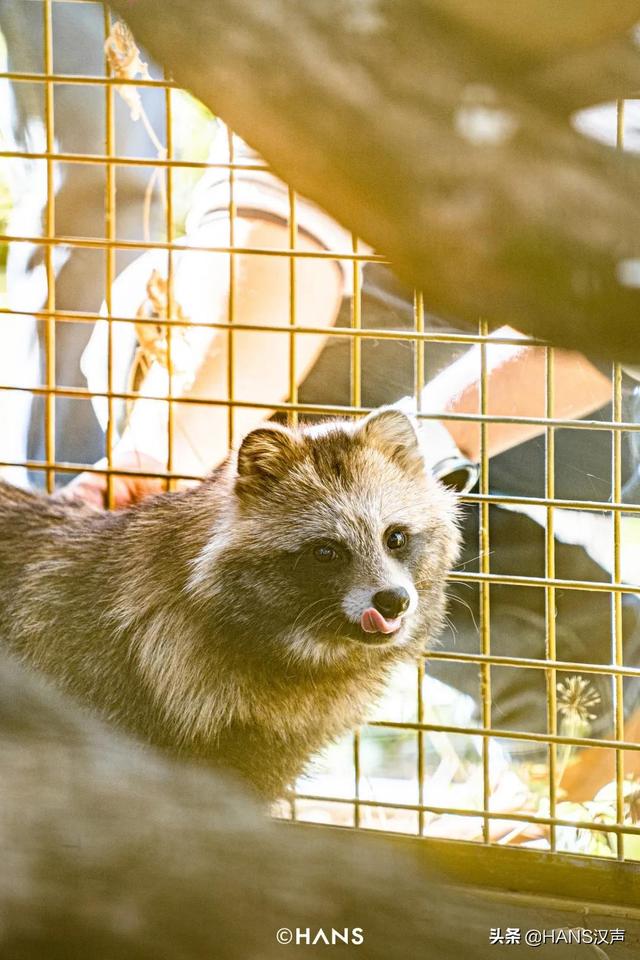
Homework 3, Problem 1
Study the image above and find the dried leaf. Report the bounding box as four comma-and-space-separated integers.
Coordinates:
132, 270, 191, 388
105, 21, 151, 121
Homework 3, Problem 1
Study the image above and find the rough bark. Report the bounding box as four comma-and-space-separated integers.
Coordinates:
426, 0, 640, 59
110, 0, 640, 360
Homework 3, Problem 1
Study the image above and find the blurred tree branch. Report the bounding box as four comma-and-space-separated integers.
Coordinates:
110, 0, 640, 359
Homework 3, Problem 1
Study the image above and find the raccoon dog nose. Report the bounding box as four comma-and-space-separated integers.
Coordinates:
372, 587, 410, 619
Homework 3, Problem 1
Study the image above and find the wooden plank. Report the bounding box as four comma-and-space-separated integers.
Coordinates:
283, 822, 640, 914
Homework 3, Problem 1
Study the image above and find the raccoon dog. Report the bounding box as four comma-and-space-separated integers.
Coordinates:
0, 409, 459, 798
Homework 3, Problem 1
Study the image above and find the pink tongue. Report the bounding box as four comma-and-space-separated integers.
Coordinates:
360, 607, 402, 635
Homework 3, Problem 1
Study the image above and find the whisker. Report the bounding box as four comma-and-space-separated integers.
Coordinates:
447, 593, 479, 633
451, 550, 494, 571
439, 613, 458, 645
288, 593, 343, 634
447, 579, 473, 591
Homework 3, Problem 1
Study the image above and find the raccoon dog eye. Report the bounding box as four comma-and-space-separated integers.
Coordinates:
386, 529, 407, 551
313, 543, 339, 563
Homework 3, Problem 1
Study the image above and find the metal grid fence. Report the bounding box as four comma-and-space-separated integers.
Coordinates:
1, 0, 639, 870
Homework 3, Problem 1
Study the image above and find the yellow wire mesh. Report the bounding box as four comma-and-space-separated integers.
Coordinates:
0, 0, 639, 863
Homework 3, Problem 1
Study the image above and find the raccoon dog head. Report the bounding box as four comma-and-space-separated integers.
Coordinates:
194, 410, 460, 667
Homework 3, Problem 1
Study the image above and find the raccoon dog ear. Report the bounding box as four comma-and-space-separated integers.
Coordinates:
236, 424, 300, 491
357, 408, 423, 469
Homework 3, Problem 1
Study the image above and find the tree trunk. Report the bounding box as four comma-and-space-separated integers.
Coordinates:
110, 0, 640, 360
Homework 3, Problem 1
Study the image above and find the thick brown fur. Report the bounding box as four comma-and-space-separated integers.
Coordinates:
0, 410, 459, 798
2, 651, 634, 959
